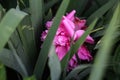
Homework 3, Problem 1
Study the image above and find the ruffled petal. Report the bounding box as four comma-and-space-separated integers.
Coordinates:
74, 30, 85, 41
54, 35, 70, 46
68, 55, 78, 70
55, 46, 69, 61
74, 17, 86, 30
74, 30, 94, 44
77, 45, 92, 61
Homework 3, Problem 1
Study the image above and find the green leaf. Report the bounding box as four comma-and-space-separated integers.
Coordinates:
29, 0, 43, 27
0, 63, 6, 80
23, 75, 36, 80
18, 0, 29, 9
94, 0, 109, 6
19, 0, 26, 8
29, 0, 43, 39
0, 48, 28, 77
67, 0, 89, 16
17, 16, 37, 74
0, 9, 27, 51
44, 9, 53, 22
10, 30, 31, 75
88, 1, 120, 80
0, 4, 5, 21
65, 65, 91, 80
34, 0, 70, 79
113, 45, 120, 75
48, 45, 61, 80
87, 0, 117, 25
77, 67, 91, 80
45, 0, 59, 12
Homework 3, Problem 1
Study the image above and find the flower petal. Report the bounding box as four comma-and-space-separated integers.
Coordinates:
54, 35, 70, 46
74, 30, 94, 44
66, 10, 76, 21
41, 30, 48, 41
55, 46, 69, 61
46, 21, 53, 29
86, 35, 94, 44
77, 45, 92, 61
62, 17, 75, 37
74, 30, 85, 41
74, 17, 86, 30
68, 55, 78, 70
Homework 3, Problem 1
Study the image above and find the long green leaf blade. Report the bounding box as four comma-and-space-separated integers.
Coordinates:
67, 0, 89, 16
0, 4, 4, 21
23, 76, 36, 80
113, 45, 120, 75
48, 45, 61, 80
0, 63, 6, 80
89, 1, 120, 80
0, 9, 27, 51
29, 0, 43, 45
0, 48, 28, 77
10, 31, 31, 75
29, 0, 43, 28
34, 0, 70, 79
65, 65, 91, 80
17, 16, 37, 74
45, 0, 59, 12
87, 0, 116, 25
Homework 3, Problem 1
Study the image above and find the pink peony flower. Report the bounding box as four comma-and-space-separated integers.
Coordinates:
41, 10, 94, 70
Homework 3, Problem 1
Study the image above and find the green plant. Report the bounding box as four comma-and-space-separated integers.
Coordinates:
0, 0, 120, 80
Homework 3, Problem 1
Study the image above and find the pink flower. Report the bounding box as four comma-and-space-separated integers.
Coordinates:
66, 10, 76, 21
41, 10, 94, 70
68, 55, 78, 70
55, 46, 69, 61
41, 30, 48, 41
77, 45, 92, 61
74, 17, 87, 30
74, 30, 94, 44
46, 21, 53, 29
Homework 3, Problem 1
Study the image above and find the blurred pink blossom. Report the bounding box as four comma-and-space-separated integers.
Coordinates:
41, 10, 94, 70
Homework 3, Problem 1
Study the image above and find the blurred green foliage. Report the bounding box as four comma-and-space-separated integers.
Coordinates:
0, 0, 120, 80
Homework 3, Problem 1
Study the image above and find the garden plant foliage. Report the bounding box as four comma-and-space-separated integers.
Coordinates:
0, 0, 120, 80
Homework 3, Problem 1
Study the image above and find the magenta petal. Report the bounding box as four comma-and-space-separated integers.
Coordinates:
63, 16, 75, 29
54, 35, 70, 46
46, 21, 53, 29
62, 17, 75, 37
69, 55, 77, 67
55, 46, 68, 61
77, 45, 92, 61
74, 30, 85, 41
68, 55, 78, 70
66, 10, 76, 21
41, 30, 48, 41
74, 17, 86, 30
86, 35, 94, 44
74, 30, 94, 44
